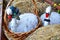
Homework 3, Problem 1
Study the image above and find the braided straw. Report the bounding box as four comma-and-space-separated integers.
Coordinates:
3, 0, 42, 40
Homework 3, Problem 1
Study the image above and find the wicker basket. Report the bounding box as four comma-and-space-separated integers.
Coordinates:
3, 0, 42, 40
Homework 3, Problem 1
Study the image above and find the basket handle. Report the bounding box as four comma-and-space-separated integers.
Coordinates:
4, 0, 14, 33
4, 0, 14, 25
32, 0, 39, 16
7, 0, 39, 16
6, 0, 14, 8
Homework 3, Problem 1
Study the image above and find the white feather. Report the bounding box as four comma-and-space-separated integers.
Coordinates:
44, 21, 50, 26
50, 12, 60, 24
9, 18, 18, 32
8, 13, 38, 33
6, 8, 12, 15
45, 6, 52, 13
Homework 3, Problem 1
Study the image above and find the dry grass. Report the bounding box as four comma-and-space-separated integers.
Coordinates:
10, 0, 50, 15
25, 24, 60, 40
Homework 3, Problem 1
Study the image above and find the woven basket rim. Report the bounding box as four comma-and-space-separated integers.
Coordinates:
4, 13, 42, 34
3, 0, 42, 35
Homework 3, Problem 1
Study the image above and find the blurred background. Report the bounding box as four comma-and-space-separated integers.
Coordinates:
0, 0, 2, 40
